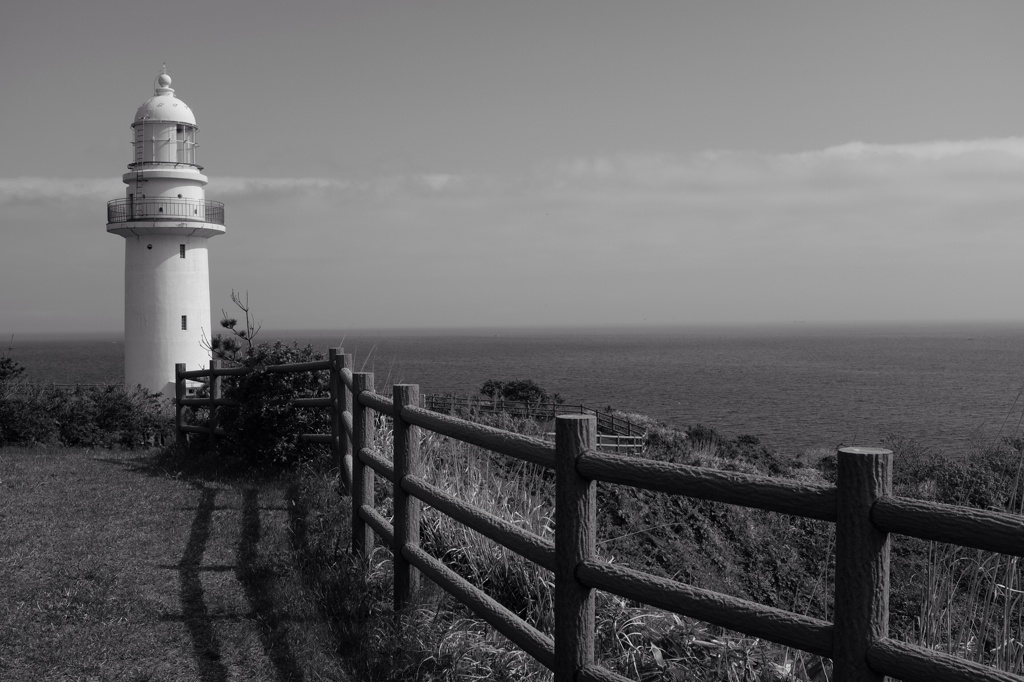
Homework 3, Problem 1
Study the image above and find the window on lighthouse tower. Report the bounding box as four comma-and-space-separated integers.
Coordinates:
176, 125, 196, 165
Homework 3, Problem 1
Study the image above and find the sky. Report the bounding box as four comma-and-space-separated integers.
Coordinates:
4, 1, 1024, 334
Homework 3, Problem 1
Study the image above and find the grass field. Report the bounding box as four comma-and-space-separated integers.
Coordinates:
0, 447, 352, 681
4, 430, 1021, 681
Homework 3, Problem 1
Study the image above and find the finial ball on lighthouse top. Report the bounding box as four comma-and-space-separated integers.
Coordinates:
134, 68, 196, 125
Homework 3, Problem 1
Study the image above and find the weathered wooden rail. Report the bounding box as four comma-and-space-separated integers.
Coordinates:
424, 393, 647, 437
174, 349, 353, 478
425, 394, 646, 453
175, 347, 1024, 682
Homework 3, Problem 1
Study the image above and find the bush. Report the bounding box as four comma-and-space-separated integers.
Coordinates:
479, 378, 563, 404
0, 383, 170, 448
54, 386, 102, 446
93, 385, 171, 448
933, 442, 1024, 510
211, 340, 330, 466
0, 387, 58, 446
0, 355, 26, 384
886, 434, 1024, 510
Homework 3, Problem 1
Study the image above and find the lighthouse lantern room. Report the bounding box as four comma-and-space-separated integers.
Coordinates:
106, 69, 225, 397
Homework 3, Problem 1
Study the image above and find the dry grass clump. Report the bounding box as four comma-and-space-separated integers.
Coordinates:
418, 428, 556, 629
284, 423, 555, 681
280, 416, 1024, 680
306, 415, 843, 681
915, 545, 1023, 671
593, 596, 833, 682
901, 437, 1024, 674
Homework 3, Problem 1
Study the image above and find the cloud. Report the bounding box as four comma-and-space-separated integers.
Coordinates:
6, 138, 1024, 329
209, 173, 478, 198
211, 176, 355, 196
6, 136, 1023, 205
539, 138, 1024, 194
526, 139, 1024, 242
810, 138, 1024, 162
0, 177, 121, 205
416, 173, 467, 191
0, 173, 480, 203
0, 175, 368, 204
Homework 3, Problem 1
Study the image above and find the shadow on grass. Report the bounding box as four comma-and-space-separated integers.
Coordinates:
95, 449, 310, 681
237, 487, 305, 682
95, 446, 292, 484
281, 478, 375, 663
179, 486, 229, 682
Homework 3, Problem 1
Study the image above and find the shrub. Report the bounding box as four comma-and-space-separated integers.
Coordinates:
684, 423, 728, 449
93, 384, 170, 447
0, 387, 58, 446
886, 434, 1024, 510
0, 383, 169, 448
479, 378, 563, 404
212, 340, 330, 466
54, 386, 102, 446
0, 354, 26, 384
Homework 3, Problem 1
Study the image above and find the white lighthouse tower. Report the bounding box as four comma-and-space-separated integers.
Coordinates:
107, 69, 225, 397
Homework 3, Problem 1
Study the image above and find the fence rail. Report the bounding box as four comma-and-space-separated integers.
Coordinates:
173, 350, 352, 481
424, 394, 647, 438
174, 347, 1024, 682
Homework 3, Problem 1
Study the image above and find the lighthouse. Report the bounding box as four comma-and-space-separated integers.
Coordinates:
106, 69, 225, 397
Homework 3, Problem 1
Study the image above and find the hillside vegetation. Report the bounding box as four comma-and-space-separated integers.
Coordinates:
256, 408, 1024, 681
177, 340, 1024, 680
5, 338, 1022, 680
0, 354, 170, 448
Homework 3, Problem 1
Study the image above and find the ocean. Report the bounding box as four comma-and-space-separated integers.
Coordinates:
9, 322, 1024, 456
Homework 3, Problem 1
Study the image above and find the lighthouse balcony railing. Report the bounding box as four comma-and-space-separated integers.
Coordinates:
106, 197, 225, 225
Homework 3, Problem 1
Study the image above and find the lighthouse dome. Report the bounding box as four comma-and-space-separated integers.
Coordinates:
134, 72, 196, 125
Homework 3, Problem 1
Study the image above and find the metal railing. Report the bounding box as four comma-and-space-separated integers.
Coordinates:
106, 197, 225, 225
127, 161, 204, 171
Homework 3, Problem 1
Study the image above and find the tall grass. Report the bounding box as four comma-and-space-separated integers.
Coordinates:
916, 545, 1023, 670
284, 414, 1024, 680
320, 415, 840, 680
910, 442, 1024, 674
418, 428, 557, 630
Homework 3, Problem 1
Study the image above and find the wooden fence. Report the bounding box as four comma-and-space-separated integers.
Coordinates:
424, 394, 647, 437
424, 394, 646, 453
174, 353, 347, 451
174, 348, 1024, 682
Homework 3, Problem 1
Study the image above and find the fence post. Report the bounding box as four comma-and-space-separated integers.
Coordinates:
329, 348, 353, 490
174, 363, 186, 448
351, 372, 375, 559
393, 384, 421, 611
554, 414, 597, 682
833, 446, 892, 682
207, 359, 222, 446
